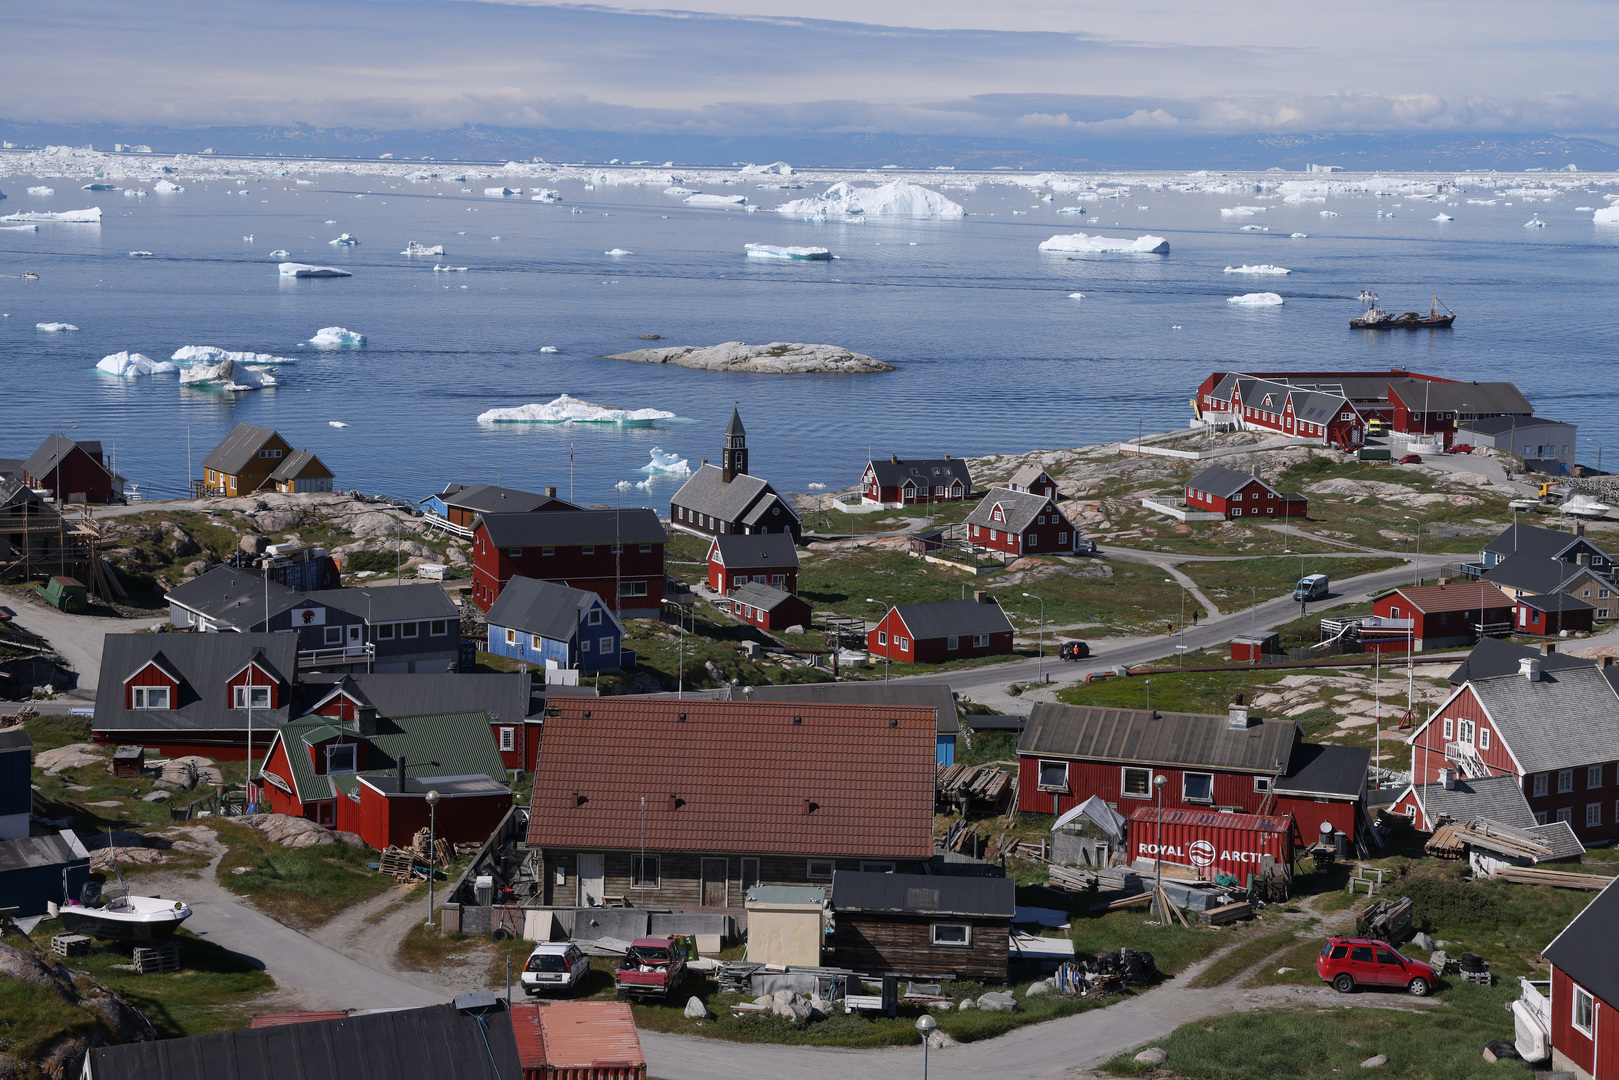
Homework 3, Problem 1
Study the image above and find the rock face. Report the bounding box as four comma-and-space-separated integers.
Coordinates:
603, 341, 895, 374
238, 813, 363, 849
0, 940, 154, 1080
34, 744, 107, 774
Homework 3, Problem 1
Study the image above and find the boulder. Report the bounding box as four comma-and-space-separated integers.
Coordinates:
163, 524, 201, 557
1023, 980, 1052, 998
1134, 1048, 1168, 1067
1412, 932, 1435, 951
35, 744, 107, 774
1361, 1054, 1388, 1068
753, 995, 774, 1007
238, 534, 268, 555
141, 791, 172, 802
958, 999, 975, 1011
446, 545, 470, 567
182, 559, 209, 577
704, 660, 725, 682
976, 992, 1016, 1013
770, 989, 811, 1023
238, 813, 342, 848
683, 996, 709, 1019
348, 512, 406, 539
251, 509, 304, 532
926, 1029, 959, 1050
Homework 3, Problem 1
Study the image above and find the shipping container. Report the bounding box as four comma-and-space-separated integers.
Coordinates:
1358, 448, 1392, 462
1128, 807, 1294, 881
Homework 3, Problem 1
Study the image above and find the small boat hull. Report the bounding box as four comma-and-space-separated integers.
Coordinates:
1351, 314, 1455, 329
58, 897, 192, 944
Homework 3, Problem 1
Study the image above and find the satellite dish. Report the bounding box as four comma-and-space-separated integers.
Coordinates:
1318, 821, 1333, 837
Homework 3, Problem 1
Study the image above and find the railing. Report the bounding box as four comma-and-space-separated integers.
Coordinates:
297, 643, 376, 668
421, 512, 473, 539
1445, 742, 1490, 779
1472, 620, 1514, 638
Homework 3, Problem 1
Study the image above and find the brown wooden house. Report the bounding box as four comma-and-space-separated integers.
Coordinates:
831, 870, 1014, 980
201, 424, 333, 496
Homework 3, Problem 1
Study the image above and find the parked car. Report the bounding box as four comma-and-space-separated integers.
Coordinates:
1398, 454, 1423, 464
1317, 937, 1435, 996
1341, 443, 1363, 455
614, 937, 687, 1001
520, 942, 591, 995
1447, 443, 1474, 455
1073, 538, 1098, 555
1059, 641, 1090, 661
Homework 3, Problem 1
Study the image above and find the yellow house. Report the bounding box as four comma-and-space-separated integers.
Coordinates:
201, 424, 334, 496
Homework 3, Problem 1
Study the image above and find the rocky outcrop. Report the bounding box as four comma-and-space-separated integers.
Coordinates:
237, 813, 365, 849
0, 941, 154, 1080
33, 745, 106, 775
604, 341, 894, 374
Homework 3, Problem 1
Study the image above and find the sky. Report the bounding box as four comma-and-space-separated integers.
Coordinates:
8, 0, 1618, 138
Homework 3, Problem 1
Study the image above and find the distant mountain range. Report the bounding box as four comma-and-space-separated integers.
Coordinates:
3, 120, 1616, 172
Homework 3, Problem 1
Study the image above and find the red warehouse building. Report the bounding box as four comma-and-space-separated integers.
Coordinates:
21, 435, 123, 504
964, 488, 1081, 557
860, 455, 972, 506
1371, 582, 1514, 652
727, 583, 812, 633
1128, 807, 1295, 882
868, 595, 1015, 664
1184, 464, 1306, 520
707, 532, 799, 595
471, 509, 666, 615
1386, 379, 1533, 444
1542, 880, 1619, 1080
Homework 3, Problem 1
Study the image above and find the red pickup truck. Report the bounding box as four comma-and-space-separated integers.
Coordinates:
614, 937, 687, 1001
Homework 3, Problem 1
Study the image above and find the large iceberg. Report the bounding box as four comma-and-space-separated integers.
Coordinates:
401, 241, 443, 256
476, 394, 676, 425
172, 345, 299, 366
685, 193, 747, 206
639, 448, 692, 475
1227, 292, 1285, 306
153, 179, 184, 193
1224, 264, 1290, 275
97, 351, 179, 377
329, 233, 360, 245
1038, 232, 1169, 254
180, 357, 278, 390
37, 322, 79, 331
1594, 205, 1619, 224
280, 263, 352, 277
740, 161, 794, 176
776, 180, 964, 218
744, 243, 831, 260
1, 207, 101, 223
310, 326, 366, 347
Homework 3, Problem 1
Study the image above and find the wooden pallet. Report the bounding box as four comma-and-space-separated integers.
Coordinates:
378, 846, 419, 881
51, 934, 93, 958
133, 942, 180, 975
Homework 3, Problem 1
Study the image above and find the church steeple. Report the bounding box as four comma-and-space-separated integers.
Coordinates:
721, 409, 748, 482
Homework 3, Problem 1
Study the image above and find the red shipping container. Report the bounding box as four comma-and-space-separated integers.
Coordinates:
1128, 807, 1294, 881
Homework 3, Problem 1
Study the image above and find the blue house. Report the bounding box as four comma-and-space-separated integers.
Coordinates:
484, 576, 623, 672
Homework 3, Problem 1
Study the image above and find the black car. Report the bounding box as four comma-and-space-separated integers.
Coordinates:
1059, 641, 1090, 661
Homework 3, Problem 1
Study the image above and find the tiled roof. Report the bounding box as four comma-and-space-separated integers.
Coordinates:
200, 423, 278, 476
524, 699, 936, 859
510, 1002, 643, 1073
1187, 465, 1274, 500
892, 597, 1014, 641
964, 488, 1067, 535
710, 532, 799, 570
484, 576, 606, 642
1468, 666, 1619, 774
831, 870, 1014, 918
1021, 702, 1297, 775
478, 509, 666, 547
93, 633, 298, 734
1380, 582, 1511, 615
866, 457, 972, 491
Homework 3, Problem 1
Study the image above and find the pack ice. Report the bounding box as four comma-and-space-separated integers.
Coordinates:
402, 241, 443, 256
97, 351, 179, 377
1227, 292, 1284, 306
775, 181, 964, 218
744, 243, 831, 260
310, 327, 366, 347
483, 187, 521, 196
280, 263, 352, 278
740, 162, 794, 176
1, 207, 102, 223
1224, 264, 1290, 275
154, 179, 184, 193
476, 394, 676, 425
1038, 233, 1169, 254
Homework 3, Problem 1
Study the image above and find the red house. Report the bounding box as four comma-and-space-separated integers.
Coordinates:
1184, 464, 1306, 519
964, 489, 1081, 557
868, 595, 1014, 664
22, 435, 122, 503
1001, 465, 1057, 498
1542, 880, 1619, 1079
1516, 593, 1596, 637
707, 533, 799, 594
728, 583, 812, 632
860, 455, 972, 506
471, 509, 665, 616
1371, 583, 1514, 652
1386, 379, 1532, 444
1401, 661, 1619, 844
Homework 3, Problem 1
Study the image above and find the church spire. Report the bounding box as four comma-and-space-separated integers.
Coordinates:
721, 409, 749, 482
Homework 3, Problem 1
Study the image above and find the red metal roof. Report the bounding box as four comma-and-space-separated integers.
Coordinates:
511, 1002, 644, 1071
248, 1010, 351, 1028
1128, 807, 1292, 835
524, 698, 936, 859
1380, 582, 1511, 614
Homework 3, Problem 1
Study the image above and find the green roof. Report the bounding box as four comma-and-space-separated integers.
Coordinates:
301, 725, 343, 745
269, 710, 504, 804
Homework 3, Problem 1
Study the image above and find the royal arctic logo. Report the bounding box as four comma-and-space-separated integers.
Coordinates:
1189, 839, 1217, 867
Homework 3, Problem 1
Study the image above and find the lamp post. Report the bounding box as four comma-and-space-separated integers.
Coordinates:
424, 789, 441, 929
1022, 592, 1046, 683
663, 599, 686, 698
916, 1014, 937, 1080
1404, 516, 1421, 586
1152, 774, 1168, 900
866, 598, 890, 682
1249, 586, 1257, 636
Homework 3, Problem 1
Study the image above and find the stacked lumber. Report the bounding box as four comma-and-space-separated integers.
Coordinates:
1424, 823, 1467, 860
1008, 840, 1049, 861
378, 846, 420, 882
1090, 892, 1153, 913
1449, 819, 1554, 862
940, 819, 985, 857
1202, 901, 1255, 926
1048, 865, 1097, 892
1488, 866, 1613, 890
1152, 885, 1192, 928
1356, 896, 1413, 944
934, 763, 1014, 806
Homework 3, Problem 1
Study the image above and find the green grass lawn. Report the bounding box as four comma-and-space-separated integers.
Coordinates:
1187, 926, 1311, 988
1184, 557, 1405, 611
1056, 668, 1292, 716
213, 820, 395, 929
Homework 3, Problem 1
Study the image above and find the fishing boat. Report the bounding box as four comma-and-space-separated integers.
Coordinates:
1350, 291, 1456, 330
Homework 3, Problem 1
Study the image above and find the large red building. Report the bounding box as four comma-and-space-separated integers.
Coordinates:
471, 509, 665, 616
1371, 582, 1513, 652
1543, 881, 1619, 1079
867, 595, 1015, 664
1184, 464, 1306, 519
22, 435, 123, 503
963, 488, 1081, 557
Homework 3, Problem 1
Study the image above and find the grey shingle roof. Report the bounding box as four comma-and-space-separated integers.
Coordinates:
831, 870, 1014, 918
866, 457, 973, 491
670, 465, 798, 527
484, 576, 605, 642
323, 583, 457, 624
479, 509, 665, 547
892, 598, 1013, 641
23, 435, 110, 483
1187, 465, 1275, 500
432, 483, 578, 514
1447, 638, 1593, 684
1483, 523, 1608, 562
1021, 702, 1297, 775
200, 423, 278, 475
1276, 743, 1369, 798
727, 582, 797, 611
1459, 415, 1574, 437
1544, 880, 1619, 1005
167, 567, 456, 629
299, 672, 540, 726
1483, 557, 1582, 594
1519, 592, 1595, 613
1409, 774, 1535, 827
964, 489, 1068, 534
269, 449, 332, 481
711, 532, 799, 570
1386, 379, 1532, 415
93, 633, 298, 734
1007, 465, 1054, 490
1468, 666, 1619, 773
1527, 821, 1587, 861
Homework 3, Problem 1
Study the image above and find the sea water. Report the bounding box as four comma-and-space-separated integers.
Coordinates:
2, 169, 1617, 509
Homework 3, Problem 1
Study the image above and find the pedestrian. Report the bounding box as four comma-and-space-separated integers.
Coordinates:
1165, 621, 1173, 637
1192, 610, 1200, 625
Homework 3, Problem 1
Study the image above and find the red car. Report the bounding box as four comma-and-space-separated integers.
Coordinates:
1398, 453, 1423, 464
1447, 443, 1474, 455
1317, 937, 1435, 996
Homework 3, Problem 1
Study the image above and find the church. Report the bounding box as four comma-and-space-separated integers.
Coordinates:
669, 410, 801, 541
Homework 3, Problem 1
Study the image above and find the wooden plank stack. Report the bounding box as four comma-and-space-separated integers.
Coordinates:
1424, 822, 1467, 859
1489, 866, 1614, 890
1047, 865, 1097, 892
1201, 901, 1255, 926
378, 846, 420, 882
1356, 896, 1413, 944
934, 763, 1014, 808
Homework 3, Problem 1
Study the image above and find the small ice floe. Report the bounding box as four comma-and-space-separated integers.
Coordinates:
570, 207, 584, 214
490, 235, 501, 240
685, 193, 747, 206
616, 481, 634, 491
180, 357, 277, 391
172, 345, 299, 366
1068, 292, 1086, 299
1, 225, 39, 232
268, 249, 290, 257
1224, 264, 1290, 275
402, 241, 443, 256
1467, 199, 1496, 206
1038, 232, 1169, 254
1433, 214, 1454, 222
37, 322, 79, 331
807, 482, 826, 490
243, 235, 254, 242
664, 187, 701, 197
309, 326, 366, 347
1, 207, 101, 223
1596, 206, 1619, 224
123, 189, 147, 198
26, 186, 53, 195
476, 394, 677, 425
97, 351, 179, 376
539, 346, 559, 353
531, 189, 562, 202
154, 179, 183, 193
128, 251, 154, 257
1319, 210, 1339, 217
639, 448, 692, 475
1227, 292, 1284, 306
605, 248, 633, 256
483, 187, 521, 196
1057, 206, 1086, 214
1525, 215, 1546, 228
324, 219, 338, 224
1220, 205, 1266, 217
280, 263, 352, 278
1290, 232, 1308, 238
83, 183, 118, 191
433, 263, 469, 272
329, 233, 360, 245
1239, 225, 1269, 232
744, 243, 831, 260
329, 421, 348, 428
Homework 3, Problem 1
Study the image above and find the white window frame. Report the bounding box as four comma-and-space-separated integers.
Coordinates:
1534, 772, 1549, 797
1535, 810, 1549, 825
587, 609, 602, 626
377, 623, 396, 640
947, 636, 959, 651
325, 743, 356, 774
1573, 984, 1595, 1037
1559, 769, 1575, 794
1038, 759, 1068, 792
580, 639, 591, 652
1588, 802, 1602, 828
430, 619, 448, 636
1254, 777, 1271, 793
631, 854, 660, 890
1558, 806, 1574, 824
806, 859, 834, 881
599, 636, 614, 655
498, 727, 515, 752
509, 548, 523, 558
505, 628, 517, 645
1182, 772, 1215, 804
132, 685, 171, 709
324, 625, 343, 645
1478, 727, 1490, 751
1589, 765, 1603, 789
973, 634, 989, 647
401, 622, 418, 639
532, 633, 544, 650
897, 636, 910, 652
930, 923, 971, 947
234, 685, 271, 709
878, 631, 888, 646
1443, 717, 1454, 740
1121, 766, 1152, 799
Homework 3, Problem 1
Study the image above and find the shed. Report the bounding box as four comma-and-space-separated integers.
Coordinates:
0, 831, 91, 917
744, 885, 825, 967
1051, 795, 1125, 867
0, 726, 32, 840
1231, 633, 1281, 663
112, 744, 145, 778
1516, 592, 1596, 637
831, 870, 1015, 981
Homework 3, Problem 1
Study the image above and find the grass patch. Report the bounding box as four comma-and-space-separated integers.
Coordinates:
1185, 557, 1404, 610
22, 712, 93, 752
1187, 927, 1308, 988
0, 974, 106, 1064
213, 821, 393, 929
1070, 909, 1228, 976
1056, 668, 1290, 716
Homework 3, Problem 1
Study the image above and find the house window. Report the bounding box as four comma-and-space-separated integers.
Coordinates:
1590, 765, 1604, 789
430, 620, 448, 636
1559, 769, 1575, 794
132, 685, 170, 709
1534, 772, 1549, 797
1038, 760, 1068, 791
1122, 767, 1151, 799
1557, 807, 1574, 824
1443, 718, 1453, 740
1573, 984, 1595, 1037
860, 861, 895, 873
639, 544, 652, 553
541, 547, 555, 556
532, 634, 544, 649
898, 637, 910, 652
1183, 773, 1214, 803
1058, 533, 1068, 544
771, 574, 785, 588
631, 855, 660, 889
878, 632, 888, 646
598, 636, 614, 655
1588, 803, 1603, 828
324, 625, 343, 645
588, 609, 602, 626
580, 639, 591, 652
1232, 508, 1242, 517
619, 581, 648, 597
509, 549, 522, 558
582, 546, 595, 556
401, 622, 418, 639
1254, 777, 1271, 793
378, 624, 396, 640
806, 859, 834, 881
931, 923, 971, 947
1603, 590, 1612, 599
506, 628, 517, 645
973, 634, 988, 647
947, 636, 959, 651
1233, 493, 1242, 501
1478, 728, 1490, 751
326, 744, 356, 774
234, 685, 271, 709
1535, 810, 1549, 825
498, 727, 515, 752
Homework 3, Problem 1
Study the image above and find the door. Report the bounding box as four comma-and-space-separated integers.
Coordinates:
1373, 947, 1405, 987
701, 858, 728, 907
347, 624, 362, 645
740, 857, 760, 895
577, 853, 605, 907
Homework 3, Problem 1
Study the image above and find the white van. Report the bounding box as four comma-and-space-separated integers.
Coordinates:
1293, 574, 1330, 602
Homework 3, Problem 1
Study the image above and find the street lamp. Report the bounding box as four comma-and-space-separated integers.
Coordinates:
916, 1013, 937, 1080
1153, 774, 1169, 902
1403, 516, 1422, 586
424, 789, 441, 929
663, 599, 686, 698
1022, 592, 1046, 683
866, 598, 890, 683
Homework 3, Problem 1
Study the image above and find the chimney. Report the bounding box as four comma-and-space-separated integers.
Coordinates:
1577, 521, 1586, 537
1440, 767, 1456, 790
1541, 642, 1556, 656
1520, 657, 1541, 682
890, 454, 898, 464
545, 486, 557, 498
944, 453, 951, 460
800, 798, 815, 815
396, 754, 407, 790
1604, 656, 1615, 669
1227, 703, 1252, 730
701, 458, 709, 466
357, 706, 379, 736
973, 590, 988, 603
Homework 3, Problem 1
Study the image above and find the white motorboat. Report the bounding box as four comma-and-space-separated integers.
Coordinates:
58, 891, 192, 944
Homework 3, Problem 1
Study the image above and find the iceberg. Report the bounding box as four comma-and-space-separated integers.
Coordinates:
82, 184, 117, 191
1290, 232, 1308, 238
530, 189, 562, 203
26, 186, 53, 195
740, 161, 794, 176
1227, 292, 1285, 306
329, 233, 359, 245
180, 357, 278, 390
268, 249, 291, 257
639, 448, 692, 475
539, 346, 559, 353
172, 345, 299, 366
329, 421, 348, 428
476, 394, 676, 425
402, 241, 443, 256
1068, 293, 1085, 299
664, 187, 701, 197
433, 264, 469, 272
1433, 214, 1454, 222
685, 193, 747, 206
123, 189, 147, 198
1219, 206, 1266, 217
153, 179, 183, 193
1525, 216, 1546, 228
1595, 205, 1619, 224
1056, 207, 1087, 214
1038, 232, 1169, 254
615, 481, 633, 491
605, 248, 633, 256
280, 263, 352, 278
128, 251, 153, 257
744, 243, 831, 260
1319, 210, 1340, 217
310, 326, 366, 347
1223, 264, 1290, 275
776, 180, 964, 219
1, 224, 38, 232
37, 322, 79, 331
1, 207, 101, 223
1239, 225, 1269, 232
483, 186, 520, 196
97, 351, 179, 377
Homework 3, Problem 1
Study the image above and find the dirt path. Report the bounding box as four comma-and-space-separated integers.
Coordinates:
307, 883, 492, 998
0, 591, 165, 698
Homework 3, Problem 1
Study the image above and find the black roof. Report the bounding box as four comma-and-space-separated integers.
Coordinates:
1482, 522, 1606, 561
1544, 880, 1619, 1005
726, 409, 746, 437
85, 1002, 521, 1080
300, 672, 542, 725
1482, 556, 1585, 594
1021, 702, 1297, 775
479, 509, 665, 547
1448, 638, 1594, 685
710, 532, 799, 570
832, 870, 1014, 918
484, 576, 612, 641
24, 435, 109, 483
1275, 742, 1369, 799
891, 598, 1013, 641
166, 567, 455, 628
1458, 415, 1574, 437
431, 483, 578, 515
0, 727, 32, 752
1187, 464, 1276, 500
94, 634, 298, 734
1520, 592, 1596, 613
1386, 379, 1533, 415
866, 456, 972, 491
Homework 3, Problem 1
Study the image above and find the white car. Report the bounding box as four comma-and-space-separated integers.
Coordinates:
520, 943, 590, 995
